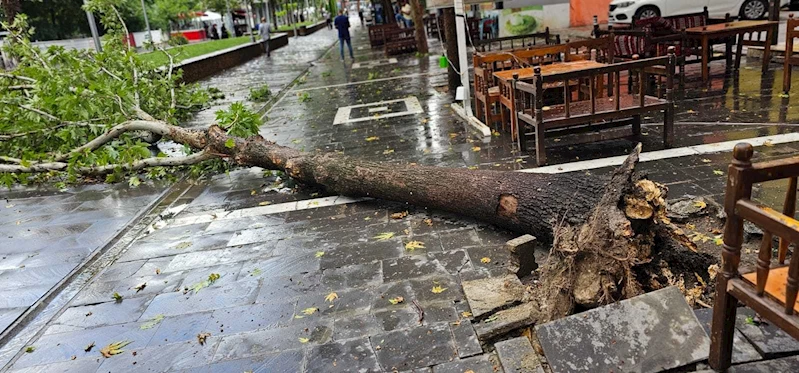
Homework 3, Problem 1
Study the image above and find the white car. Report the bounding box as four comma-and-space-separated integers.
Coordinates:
608, 0, 789, 25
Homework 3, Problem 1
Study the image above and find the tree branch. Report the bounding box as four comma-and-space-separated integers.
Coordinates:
0, 151, 215, 175
0, 73, 36, 83
6, 85, 35, 91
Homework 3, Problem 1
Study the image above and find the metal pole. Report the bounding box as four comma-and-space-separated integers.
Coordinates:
84, 8, 102, 52
453, 0, 472, 115
246, 0, 256, 42
225, 0, 235, 37
139, 0, 154, 46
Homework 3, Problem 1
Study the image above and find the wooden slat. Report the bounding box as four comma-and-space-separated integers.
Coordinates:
780, 177, 798, 264
736, 200, 799, 244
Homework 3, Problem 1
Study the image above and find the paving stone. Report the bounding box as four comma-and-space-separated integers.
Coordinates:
374, 308, 422, 331
188, 349, 304, 373
725, 355, 799, 372
296, 287, 375, 319
54, 296, 152, 329
0, 285, 52, 308
370, 323, 457, 371
238, 251, 321, 279
371, 281, 416, 312
94, 260, 146, 282
13, 322, 157, 368
0, 307, 25, 331
451, 320, 483, 358
227, 225, 305, 247
8, 357, 103, 373
431, 353, 499, 373
306, 337, 382, 373
382, 256, 450, 282
119, 234, 232, 262
505, 234, 537, 277
473, 302, 538, 341
321, 261, 383, 289
535, 286, 709, 373
467, 245, 517, 277
213, 321, 333, 361
148, 312, 213, 346
422, 305, 459, 324
462, 274, 526, 318
139, 278, 259, 319
95, 339, 217, 372
208, 301, 295, 334
427, 250, 470, 276
0, 263, 75, 290
735, 307, 799, 357
164, 245, 271, 272
178, 262, 244, 289
693, 308, 762, 364
256, 273, 323, 302
320, 239, 404, 269
495, 336, 544, 373
408, 275, 464, 305
438, 228, 482, 251
71, 271, 183, 307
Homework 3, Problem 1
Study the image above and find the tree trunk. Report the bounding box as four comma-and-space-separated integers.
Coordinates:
410, 0, 428, 54
382, 0, 394, 24
1, 0, 20, 23
442, 8, 458, 95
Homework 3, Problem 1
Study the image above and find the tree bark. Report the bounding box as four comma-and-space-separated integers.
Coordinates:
382, 0, 394, 24
442, 7, 458, 95
410, 0, 428, 54
1, 0, 20, 22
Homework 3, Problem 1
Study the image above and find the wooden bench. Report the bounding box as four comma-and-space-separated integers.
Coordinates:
473, 28, 560, 53
383, 27, 417, 56
510, 50, 675, 166
368, 24, 399, 48
784, 15, 799, 94
709, 143, 799, 371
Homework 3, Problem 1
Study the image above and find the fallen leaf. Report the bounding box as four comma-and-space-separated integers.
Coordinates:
298, 337, 310, 343
405, 241, 425, 251
480, 257, 491, 263
685, 223, 696, 230
325, 292, 339, 302
382, 149, 394, 155
461, 311, 472, 318
140, 314, 164, 330
100, 341, 132, 358
250, 268, 262, 276
155, 268, 161, 275
315, 251, 325, 258
365, 136, 380, 142
302, 307, 319, 315
112, 292, 123, 303
471, 146, 481, 152
208, 273, 220, 283
250, 190, 257, 196
483, 315, 498, 323
24, 346, 34, 353
133, 282, 147, 293
197, 332, 211, 346
258, 201, 272, 206
701, 159, 712, 163
713, 170, 724, 176
424, 218, 433, 226
388, 296, 405, 305
431, 286, 447, 294
713, 235, 724, 246
763, 140, 774, 147
374, 232, 395, 241
390, 211, 408, 220
291, 138, 303, 144
779, 93, 790, 98
85, 342, 95, 352
693, 200, 707, 209
467, 165, 478, 170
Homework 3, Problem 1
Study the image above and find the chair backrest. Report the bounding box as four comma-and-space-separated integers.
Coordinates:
473, 28, 558, 52
512, 44, 568, 67
722, 143, 799, 315
788, 15, 799, 63
565, 36, 614, 63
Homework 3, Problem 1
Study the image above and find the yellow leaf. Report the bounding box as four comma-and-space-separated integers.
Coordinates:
315, 251, 325, 258
492, 130, 500, 137
449, 133, 458, 138
383, 149, 394, 155
250, 190, 257, 195
713, 235, 724, 245
388, 296, 405, 305
713, 170, 724, 176
298, 337, 310, 343
423, 218, 433, 226
431, 286, 447, 294
325, 292, 338, 302
480, 257, 491, 263
472, 146, 481, 152
258, 201, 272, 206
405, 241, 425, 251
140, 315, 164, 330
100, 341, 132, 358
701, 159, 712, 163
172, 242, 192, 250
763, 140, 774, 147
467, 166, 478, 170
365, 136, 380, 142
390, 211, 408, 220
685, 223, 696, 230
461, 311, 472, 318
374, 232, 395, 241
301, 307, 318, 315
693, 200, 707, 209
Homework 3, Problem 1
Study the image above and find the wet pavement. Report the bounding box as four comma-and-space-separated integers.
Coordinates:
3, 14, 799, 373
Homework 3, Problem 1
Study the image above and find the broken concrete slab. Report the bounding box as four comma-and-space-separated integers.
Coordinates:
667, 196, 713, 222
473, 302, 538, 341
702, 354, 799, 372
693, 308, 762, 364
430, 353, 499, 373
506, 235, 537, 277
451, 320, 483, 358
462, 274, 526, 318
535, 286, 709, 373
735, 307, 799, 358
495, 336, 544, 373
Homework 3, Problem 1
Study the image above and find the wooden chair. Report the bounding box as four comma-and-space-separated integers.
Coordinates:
473, 52, 519, 129
473, 28, 560, 53
511, 50, 675, 166
368, 24, 399, 48
383, 27, 417, 56
784, 14, 799, 94
709, 143, 799, 372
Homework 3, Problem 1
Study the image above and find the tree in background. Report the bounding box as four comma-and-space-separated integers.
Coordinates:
1, 0, 21, 23
410, 0, 427, 54
149, 0, 200, 33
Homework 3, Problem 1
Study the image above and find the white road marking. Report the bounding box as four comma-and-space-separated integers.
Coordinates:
292, 72, 447, 92
333, 97, 423, 125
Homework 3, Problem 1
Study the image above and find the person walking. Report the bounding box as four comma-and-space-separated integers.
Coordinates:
358, 8, 364, 26
325, 9, 333, 29
258, 17, 271, 57
334, 10, 354, 61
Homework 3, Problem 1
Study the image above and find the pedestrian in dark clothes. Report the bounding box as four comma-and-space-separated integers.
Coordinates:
334, 10, 354, 61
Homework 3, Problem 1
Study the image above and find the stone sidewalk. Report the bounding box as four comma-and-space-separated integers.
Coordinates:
5, 15, 799, 373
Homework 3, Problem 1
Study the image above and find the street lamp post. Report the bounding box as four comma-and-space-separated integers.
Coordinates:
139, 0, 154, 46
82, 0, 102, 52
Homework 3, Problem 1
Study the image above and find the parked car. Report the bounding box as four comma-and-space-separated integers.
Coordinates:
608, 0, 790, 25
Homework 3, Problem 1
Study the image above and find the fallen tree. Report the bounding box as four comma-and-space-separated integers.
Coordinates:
0, 2, 715, 321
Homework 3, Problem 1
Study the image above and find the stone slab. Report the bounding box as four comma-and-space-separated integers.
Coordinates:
700, 355, 799, 372
495, 336, 544, 373
431, 353, 499, 373
451, 320, 483, 358
306, 337, 382, 373
462, 274, 526, 318
473, 302, 537, 341
735, 307, 799, 358
693, 308, 762, 364
370, 323, 457, 371
505, 234, 537, 277
535, 286, 709, 373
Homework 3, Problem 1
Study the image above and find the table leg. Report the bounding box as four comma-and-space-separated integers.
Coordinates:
762, 26, 774, 74
735, 33, 744, 70
702, 36, 710, 82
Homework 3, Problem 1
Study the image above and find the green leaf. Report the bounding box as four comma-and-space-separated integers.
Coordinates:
224, 138, 235, 149
128, 176, 141, 188
140, 314, 165, 330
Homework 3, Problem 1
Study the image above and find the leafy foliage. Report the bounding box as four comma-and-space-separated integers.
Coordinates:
248, 85, 272, 102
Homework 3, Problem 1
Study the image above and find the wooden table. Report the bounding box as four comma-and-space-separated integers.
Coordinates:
493, 60, 606, 140
685, 20, 778, 82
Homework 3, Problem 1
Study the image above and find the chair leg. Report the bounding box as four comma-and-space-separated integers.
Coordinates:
535, 124, 546, 166
664, 102, 674, 148
708, 293, 739, 372
632, 115, 642, 136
